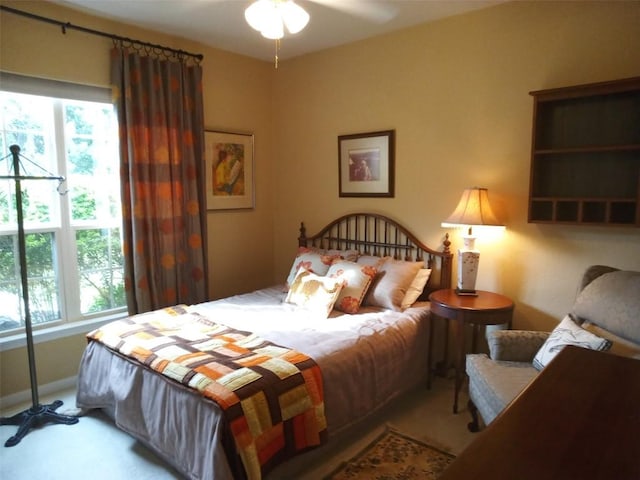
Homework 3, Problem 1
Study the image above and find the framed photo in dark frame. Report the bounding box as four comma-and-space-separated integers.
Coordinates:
338, 129, 395, 197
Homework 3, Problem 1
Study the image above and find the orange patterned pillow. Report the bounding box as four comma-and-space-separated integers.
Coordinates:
285, 248, 341, 290
327, 260, 377, 314
326, 249, 359, 262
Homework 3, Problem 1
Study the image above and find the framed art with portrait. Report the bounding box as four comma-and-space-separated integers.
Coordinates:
338, 130, 395, 198
205, 130, 254, 210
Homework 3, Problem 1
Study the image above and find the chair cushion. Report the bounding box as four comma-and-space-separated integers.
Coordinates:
466, 354, 539, 426
582, 322, 640, 359
572, 270, 640, 345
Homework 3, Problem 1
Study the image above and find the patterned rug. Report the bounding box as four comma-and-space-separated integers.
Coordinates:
325, 426, 456, 480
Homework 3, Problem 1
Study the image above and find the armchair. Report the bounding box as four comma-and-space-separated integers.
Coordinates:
466, 265, 640, 432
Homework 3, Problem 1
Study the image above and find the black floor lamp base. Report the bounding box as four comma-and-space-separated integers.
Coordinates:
1, 399, 79, 447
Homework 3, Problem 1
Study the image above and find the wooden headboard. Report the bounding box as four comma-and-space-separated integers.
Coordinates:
298, 213, 452, 298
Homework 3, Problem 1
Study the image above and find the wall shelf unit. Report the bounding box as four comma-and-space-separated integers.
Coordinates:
528, 77, 640, 226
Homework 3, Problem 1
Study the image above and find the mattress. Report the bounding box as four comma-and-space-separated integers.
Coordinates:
76, 286, 432, 479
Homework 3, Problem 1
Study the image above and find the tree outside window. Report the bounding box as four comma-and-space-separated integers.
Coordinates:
0, 91, 125, 333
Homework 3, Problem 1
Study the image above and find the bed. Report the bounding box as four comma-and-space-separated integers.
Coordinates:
76, 213, 452, 480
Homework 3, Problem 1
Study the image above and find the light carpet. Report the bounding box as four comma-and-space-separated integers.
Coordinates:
324, 426, 455, 480
0, 379, 474, 479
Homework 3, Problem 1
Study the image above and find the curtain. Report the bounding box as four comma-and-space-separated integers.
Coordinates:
111, 47, 207, 314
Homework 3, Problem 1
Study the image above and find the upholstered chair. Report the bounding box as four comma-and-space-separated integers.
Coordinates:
465, 265, 640, 432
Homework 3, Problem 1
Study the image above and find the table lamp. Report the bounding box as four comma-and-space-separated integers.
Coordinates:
441, 187, 504, 295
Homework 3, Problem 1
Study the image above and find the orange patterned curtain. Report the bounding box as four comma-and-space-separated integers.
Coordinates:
111, 47, 207, 314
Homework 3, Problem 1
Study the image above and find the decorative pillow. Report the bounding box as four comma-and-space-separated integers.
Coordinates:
306, 246, 359, 261
401, 268, 432, 309
326, 249, 360, 262
357, 255, 388, 268
582, 321, 640, 359
327, 260, 377, 314
573, 270, 640, 345
364, 259, 423, 311
285, 267, 344, 317
532, 314, 612, 370
285, 248, 341, 289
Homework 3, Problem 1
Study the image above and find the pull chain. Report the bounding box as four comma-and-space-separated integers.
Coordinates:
274, 38, 280, 69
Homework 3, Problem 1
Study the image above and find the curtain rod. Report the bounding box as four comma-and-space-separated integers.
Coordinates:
1, 4, 204, 62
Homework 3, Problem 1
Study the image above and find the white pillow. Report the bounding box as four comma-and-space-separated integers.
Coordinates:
364, 259, 423, 311
532, 314, 612, 370
285, 267, 344, 317
327, 260, 377, 314
401, 268, 432, 309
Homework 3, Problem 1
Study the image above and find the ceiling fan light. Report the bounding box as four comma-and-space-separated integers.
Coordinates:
244, 0, 271, 32
245, 0, 309, 39
260, 18, 284, 39
281, 1, 310, 34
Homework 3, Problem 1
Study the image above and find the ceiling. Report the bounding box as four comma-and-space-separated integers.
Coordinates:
53, 0, 503, 62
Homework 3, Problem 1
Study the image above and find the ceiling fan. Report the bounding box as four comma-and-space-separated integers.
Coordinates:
245, 0, 398, 40
243, 0, 398, 66
306, 0, 398, 24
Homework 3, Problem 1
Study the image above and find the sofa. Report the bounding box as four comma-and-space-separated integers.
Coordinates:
465, 265, 640, 432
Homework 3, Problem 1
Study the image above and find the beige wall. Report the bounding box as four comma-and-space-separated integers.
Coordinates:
272, 0, 640, 333
1, 0, 640, 400
0, 0, 275, 398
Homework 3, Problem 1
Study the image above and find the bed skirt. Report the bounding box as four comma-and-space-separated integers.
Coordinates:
77, 341, 239, 480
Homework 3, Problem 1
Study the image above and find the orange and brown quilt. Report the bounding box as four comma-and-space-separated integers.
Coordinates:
87, 305, 327, 480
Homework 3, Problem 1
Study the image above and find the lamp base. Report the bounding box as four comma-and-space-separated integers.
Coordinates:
457, 248, 480, 293
455, 288, 478, 296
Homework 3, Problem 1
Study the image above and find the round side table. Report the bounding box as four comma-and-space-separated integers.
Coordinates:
429, 289, 514, 413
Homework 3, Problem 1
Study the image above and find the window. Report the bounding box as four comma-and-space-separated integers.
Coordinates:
0, 76, 125, 336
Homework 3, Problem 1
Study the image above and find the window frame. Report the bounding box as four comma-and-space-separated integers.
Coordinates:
0, 72, 126, 351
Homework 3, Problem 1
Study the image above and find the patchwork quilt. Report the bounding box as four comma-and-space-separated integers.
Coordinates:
87, 305, 327, 480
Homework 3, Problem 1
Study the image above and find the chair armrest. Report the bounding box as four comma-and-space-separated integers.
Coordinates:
488, 330, 550, 362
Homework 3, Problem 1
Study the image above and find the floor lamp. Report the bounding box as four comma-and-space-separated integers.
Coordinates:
0, 145, 78, 447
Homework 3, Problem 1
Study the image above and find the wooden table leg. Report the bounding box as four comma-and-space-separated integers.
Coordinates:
442, 316, 449, 373
433, 316, 451, 378
427, 313, 433, 389
471, 324, 479, 354
452, 314, 465, 414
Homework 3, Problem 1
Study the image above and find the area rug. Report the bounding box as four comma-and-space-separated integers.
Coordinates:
325, 426, 456, 480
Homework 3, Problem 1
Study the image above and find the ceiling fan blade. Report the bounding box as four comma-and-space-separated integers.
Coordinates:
307, 0, 398, 23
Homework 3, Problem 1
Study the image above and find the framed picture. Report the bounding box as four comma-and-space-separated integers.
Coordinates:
338, 129, 395, 197
205, 130, 254, 210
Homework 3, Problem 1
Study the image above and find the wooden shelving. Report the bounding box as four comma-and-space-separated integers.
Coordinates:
528, 77, 640, 226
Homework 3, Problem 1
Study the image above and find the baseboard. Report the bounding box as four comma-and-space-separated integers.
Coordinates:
0, 375, 77, 411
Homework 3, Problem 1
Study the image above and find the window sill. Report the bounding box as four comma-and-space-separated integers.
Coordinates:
0, 312, 127, 352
